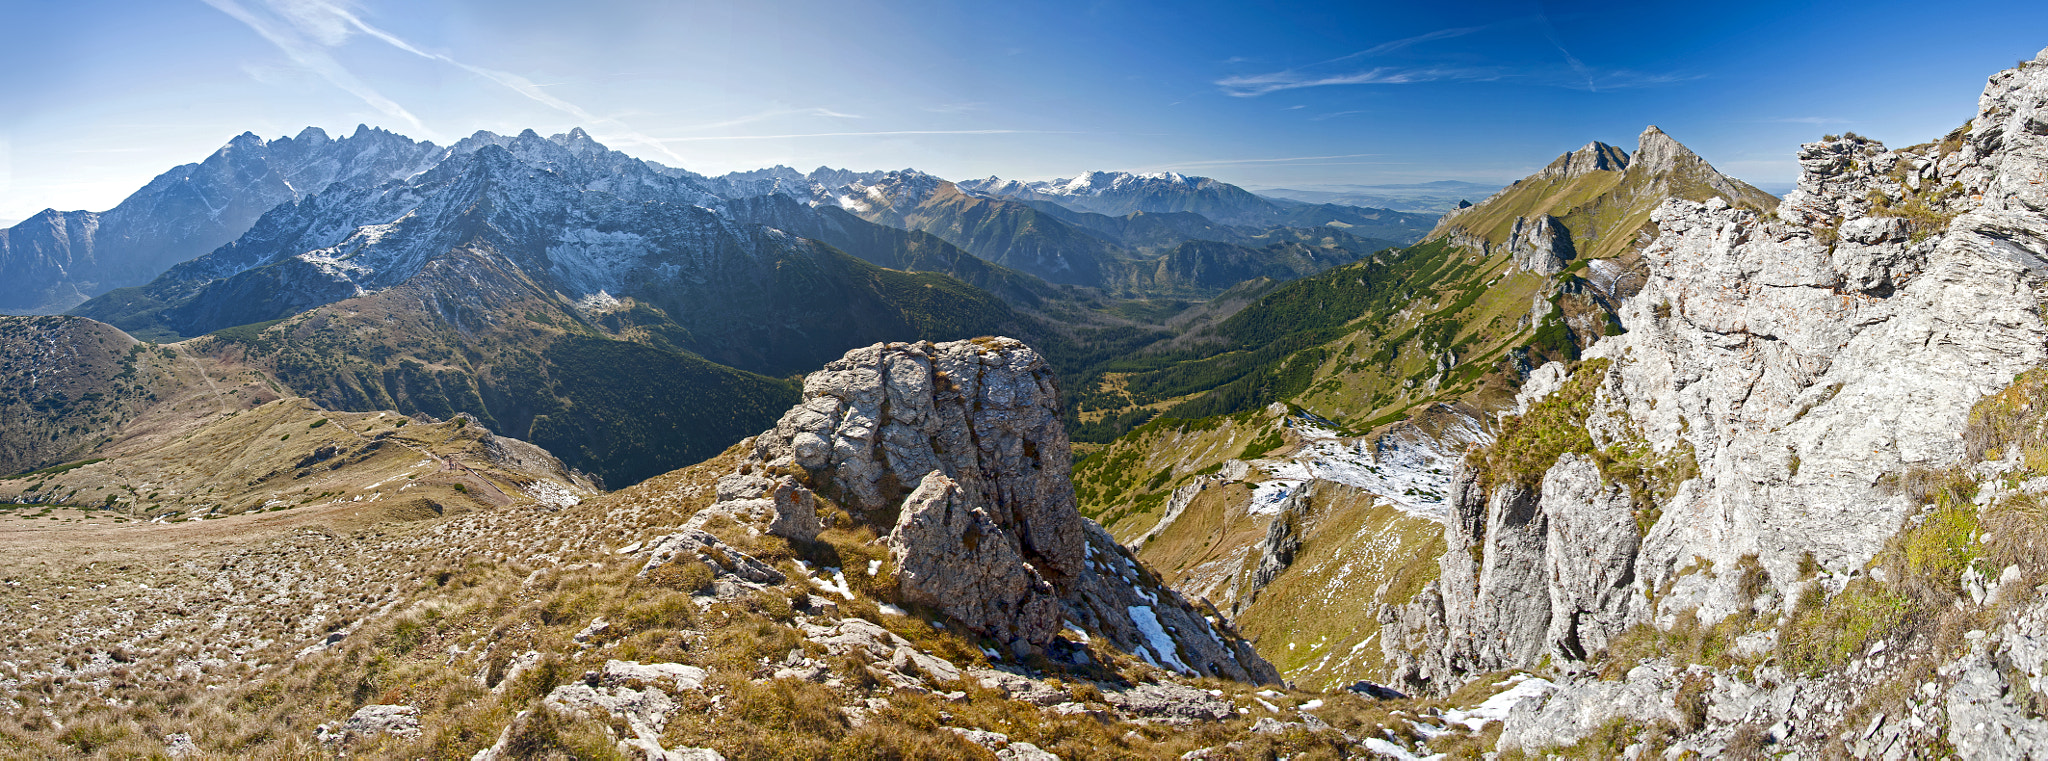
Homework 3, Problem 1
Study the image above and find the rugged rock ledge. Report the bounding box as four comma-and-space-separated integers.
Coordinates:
1376, 42, 2048, 757
687, 337, 1280, 683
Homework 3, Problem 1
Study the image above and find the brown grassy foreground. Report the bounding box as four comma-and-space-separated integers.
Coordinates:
1, 436, 1514, 759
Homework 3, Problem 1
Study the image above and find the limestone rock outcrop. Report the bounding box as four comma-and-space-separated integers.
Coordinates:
1390, 46, 2048, 694
1505, 214, 1575, 274
890, 472, 1062, 646
1539, 141, 1630, 181
689, 337, 1280, 682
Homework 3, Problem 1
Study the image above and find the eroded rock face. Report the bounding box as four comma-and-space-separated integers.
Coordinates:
1389, 46, 2048, 697
754, 337, 1085, 578
1506, 214, 1575, 275
690, 337, 1280, 683
890, 472, 1062, 645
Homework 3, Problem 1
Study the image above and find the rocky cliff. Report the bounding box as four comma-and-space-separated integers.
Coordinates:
1378, 45, 2048, 754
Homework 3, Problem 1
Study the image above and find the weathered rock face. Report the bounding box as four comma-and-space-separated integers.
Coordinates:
1391, 47, 2048, 693
1539, 141, 1631, 181
753, 337, 1086, 579
889, 472, 1062, 645
1397, 447, 1643, 682
691, 337, 1280, 682
1506, 214, 1576, 274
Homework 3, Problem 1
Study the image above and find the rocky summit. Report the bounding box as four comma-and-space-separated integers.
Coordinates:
693, 337, 1278, 681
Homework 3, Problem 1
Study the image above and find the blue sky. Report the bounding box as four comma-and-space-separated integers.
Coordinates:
2, 0, 2045, 223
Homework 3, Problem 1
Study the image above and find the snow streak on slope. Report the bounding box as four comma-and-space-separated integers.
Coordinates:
1249, 408, 1489, 523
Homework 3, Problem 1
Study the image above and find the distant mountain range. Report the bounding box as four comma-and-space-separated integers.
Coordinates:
1253, 180, 1507, 213
0, 126, 444, 314
689, 165, 1433, 292
4, 133, 1438, 315
27, 127, 1437, 486
67, 129, 1046, 485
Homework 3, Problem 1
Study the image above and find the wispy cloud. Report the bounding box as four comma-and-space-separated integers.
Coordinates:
1218, 63, 1694, 97
1218, 66, 1495, 97
675, 108, 864, 132
1217, 18, 1694, 97
1160, 153, 1388, 167
204, 0, 695, 162
1346, 24, 1492, 59
1535, 14, 1595, 91
1311, 110, 1369, 121
199, 0, 435, 139
657, 130, 1075, 143
310, 2, 688, 162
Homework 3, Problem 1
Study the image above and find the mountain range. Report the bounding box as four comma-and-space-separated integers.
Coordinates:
1254, 180, 1510, 213
0, 126, 1437, 488
0, 126, 445, 314
5, 129, 1434, 312
9, 45, 2048, 760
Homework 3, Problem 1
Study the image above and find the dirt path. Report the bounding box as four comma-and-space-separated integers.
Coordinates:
327, 413, 518, 505
173, 343, 233, 416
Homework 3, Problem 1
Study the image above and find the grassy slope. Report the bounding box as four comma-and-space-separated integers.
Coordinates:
196, 255, 800, 490
1070, 137, 1781, 687
1234, 495, 1443, 688
0, 316, 170, 475
0, 330, 583, 526
1071, 237, 1559, 444
0, 436, 1492, 760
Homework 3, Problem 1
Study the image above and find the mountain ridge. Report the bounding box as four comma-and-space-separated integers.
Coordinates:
0, 125, 446, 314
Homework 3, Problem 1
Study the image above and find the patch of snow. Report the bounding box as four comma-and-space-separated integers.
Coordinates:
573, 290, 624, 314
1408, 720, 1451, 740
1126, 606, 1192, 674
524, 480, 581, 509
1247, 466, 1307, 516
1440, 675, 1554, 731
1251, 409, 1488, 523
797, 563, 856, 600
822, 570, 855, 600
1362, 737, 1445, 761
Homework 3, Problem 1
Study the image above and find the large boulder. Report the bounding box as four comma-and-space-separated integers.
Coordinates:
890, 472, 1062, 645
684, 337, 1280, 683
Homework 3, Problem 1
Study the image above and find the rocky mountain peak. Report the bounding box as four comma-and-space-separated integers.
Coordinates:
684, 337, 1280, 680
1432, 125, 1773, 261
2, 125, 447, 313
1628, 125, 1689, 175
1538, 140, 1630, 181
552, 126, 603, 156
